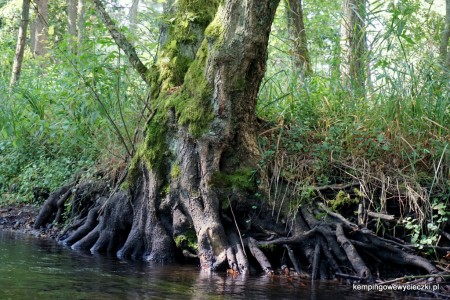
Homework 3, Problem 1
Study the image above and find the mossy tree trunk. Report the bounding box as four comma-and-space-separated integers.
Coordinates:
36, 0, 281, 271
133, 0, 280, 270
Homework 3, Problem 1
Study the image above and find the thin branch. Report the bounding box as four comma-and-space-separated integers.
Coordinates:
92, 0, 150, 85
115, 49, 134, 153
228, 196, 247, 258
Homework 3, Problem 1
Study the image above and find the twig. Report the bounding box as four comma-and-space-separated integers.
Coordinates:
228, 196, 247, 257
318, 203, 358, 228
367, 211, 395, 221
301, 182, 359, 191
428, 143, 448, 198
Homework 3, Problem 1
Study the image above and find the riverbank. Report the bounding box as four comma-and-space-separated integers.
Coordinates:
0, 204, 60, 238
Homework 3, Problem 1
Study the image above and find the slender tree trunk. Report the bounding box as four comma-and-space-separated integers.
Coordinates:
10, 0, 30, 88
440, 0, 450, 66
77, 0, 86, 53
31, 0, 49, 56
68, 0, 78, 54
285, 0, 312, 75
340, 0, 366, 99
128, 0, 139, 34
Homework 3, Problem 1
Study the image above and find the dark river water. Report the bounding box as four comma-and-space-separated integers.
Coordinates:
0, 230, 427, 299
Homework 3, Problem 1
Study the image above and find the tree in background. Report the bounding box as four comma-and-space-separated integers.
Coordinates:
440, 0, 450, 66
285, 0, 312, 75
30, 0, 48, 56
128, 0, 139, 34
340, 0, 367, 98
67, 0, 78, 52
77, 0, 86, 49
10, 0, 30, 88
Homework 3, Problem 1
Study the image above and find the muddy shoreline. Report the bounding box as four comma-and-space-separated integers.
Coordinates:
0, 204, 60, 238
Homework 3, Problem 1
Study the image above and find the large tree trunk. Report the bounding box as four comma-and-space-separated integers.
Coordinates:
36, 0, 280, 272
340, 0, 366, 99
10, 0, 30, 88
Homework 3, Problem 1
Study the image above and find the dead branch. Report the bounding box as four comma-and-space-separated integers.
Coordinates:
336, 223, 373, 282
367, 211, 395, 221
283, 244, 302, 275
318, 203, 357, 228
335, 272, 363, 281
247, 237, 273, 275
311, 243, 321, 280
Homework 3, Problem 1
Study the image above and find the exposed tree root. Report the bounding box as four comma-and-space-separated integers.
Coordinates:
34, 176, 449, 300
335, 223, 373, 282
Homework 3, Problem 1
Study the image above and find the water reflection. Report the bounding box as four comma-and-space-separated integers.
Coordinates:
0, 231, 416, 299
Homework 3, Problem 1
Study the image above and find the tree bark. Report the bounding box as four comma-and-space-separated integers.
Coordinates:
440, 0, 450, 66
31, 0, 49, 56
285, 0, 312, 75
129, 0, 139, 34
77, 0, 86, 50
340, 0, 366, 99
68, 0, 78, 54
10, 0, 30, 88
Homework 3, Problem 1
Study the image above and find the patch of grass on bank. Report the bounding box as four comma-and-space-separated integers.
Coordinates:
257, 66, 449, 248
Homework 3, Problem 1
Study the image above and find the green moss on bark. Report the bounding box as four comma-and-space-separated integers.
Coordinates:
210, 168, 257, 192
164, 40, 214, 137
122, 0, 224, 184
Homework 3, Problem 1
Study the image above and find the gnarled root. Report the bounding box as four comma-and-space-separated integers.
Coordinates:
33, 174, 445, 288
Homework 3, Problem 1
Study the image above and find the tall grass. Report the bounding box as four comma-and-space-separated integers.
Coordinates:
257, 0, 449, 246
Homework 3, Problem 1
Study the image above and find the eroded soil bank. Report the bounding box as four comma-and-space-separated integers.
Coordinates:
0, 204, 59, 238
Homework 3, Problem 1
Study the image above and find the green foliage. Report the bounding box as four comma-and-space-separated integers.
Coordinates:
0, 0, 155, 204
327, 190, 359, 211
258, 0, 449, 236
140, 112, 169, 173
402, 195, 449, 249
170, 162, 180, 179
174, 229, 198, 250
210, 168, 256, 192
